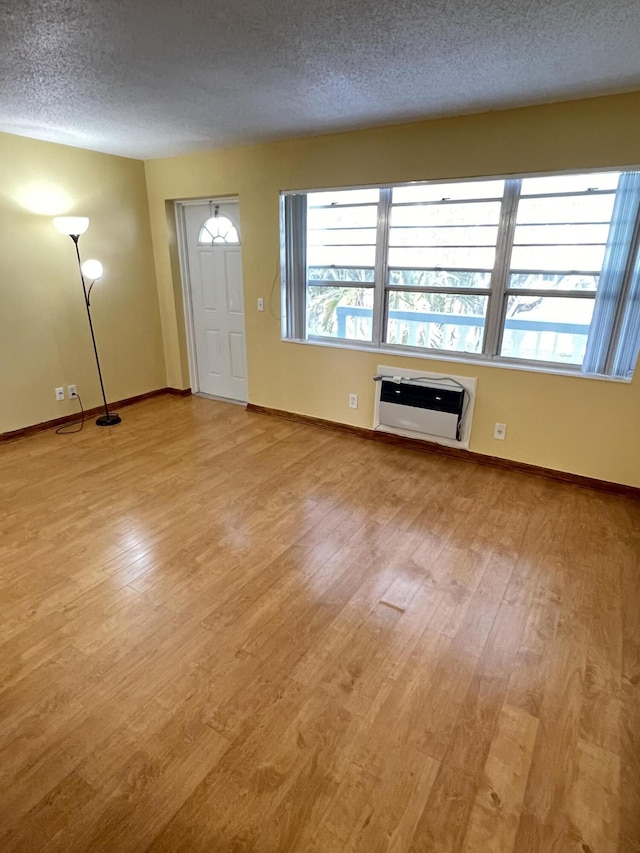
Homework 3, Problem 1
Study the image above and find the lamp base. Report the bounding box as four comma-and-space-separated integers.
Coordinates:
96, 413, 121, 427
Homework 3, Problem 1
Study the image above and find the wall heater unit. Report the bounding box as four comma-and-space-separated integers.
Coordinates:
374, 366, 476, 449
378, 378, 464, 440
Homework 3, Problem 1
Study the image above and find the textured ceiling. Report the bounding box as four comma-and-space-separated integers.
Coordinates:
0, 0, 639, 160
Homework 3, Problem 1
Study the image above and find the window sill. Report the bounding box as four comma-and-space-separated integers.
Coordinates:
282, 337, 633, 384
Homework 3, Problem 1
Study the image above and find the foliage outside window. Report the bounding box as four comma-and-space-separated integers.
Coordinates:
281, 170, 640, 378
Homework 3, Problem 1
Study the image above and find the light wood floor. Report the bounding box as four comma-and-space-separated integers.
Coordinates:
1, 395, 639, 852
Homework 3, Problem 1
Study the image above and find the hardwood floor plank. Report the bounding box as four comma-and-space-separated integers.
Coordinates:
620, 641, 640, 853
0, 703, 125, 830
0, 395, 637, 851
512, 621, 588, 851
461, 704, 538, 853
566, 739, 620, 853
148, 685, 357, 852
0, 771, 97, 853
43, 709, 230, 852
405, 600, 530, 852
310, 751, 440, 853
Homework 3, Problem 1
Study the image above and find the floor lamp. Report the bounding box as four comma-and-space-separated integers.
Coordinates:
54, 216, 121, 427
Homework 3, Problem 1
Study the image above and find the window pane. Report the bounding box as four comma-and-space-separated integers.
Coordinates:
391, 202, 501, 227
308, 188, 380, 207
385, 290, 487, 353
510, 244, 606, 272
514, 224, 610, 244
500, 295, 595, 364
287, 171, 636, 376
309, 267, 374, 283
516, 195, 615, 224
307, 286, 374, 340
199, 216, 239, 245
388, 182, 502, 304
308, 228, 376, 246
508, 273, 598, 292
307, 190, 379, 283
520, 172, 620, 195
389, 269, 491, 289
389, 225, 498, 247
388, 246, 496, 270
393, 180, 504, 203
511, 177, 616, 302
308, 206, 378, 229
307, 245, 376, 267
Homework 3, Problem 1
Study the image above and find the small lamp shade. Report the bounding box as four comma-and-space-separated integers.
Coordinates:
53, 216, 90, 236
81, 259, 104, 280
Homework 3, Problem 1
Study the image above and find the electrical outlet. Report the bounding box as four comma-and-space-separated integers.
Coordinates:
257, 298, 264, 312
67, 385, 78, 399
348, 393, 358, 409
494, 422, 507, 440
55, 387, 65, 401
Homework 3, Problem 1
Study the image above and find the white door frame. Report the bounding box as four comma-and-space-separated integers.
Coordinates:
174, 197, 243, 397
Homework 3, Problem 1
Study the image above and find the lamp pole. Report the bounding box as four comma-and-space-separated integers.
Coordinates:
69, 234, 121, 427
54, 217, 121, 428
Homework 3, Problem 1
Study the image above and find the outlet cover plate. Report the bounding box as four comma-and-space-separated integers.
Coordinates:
494, 422, 507, 440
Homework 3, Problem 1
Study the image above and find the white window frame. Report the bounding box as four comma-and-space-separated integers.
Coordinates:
281, 168, 640, 379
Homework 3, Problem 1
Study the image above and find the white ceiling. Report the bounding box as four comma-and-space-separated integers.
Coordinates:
1, 0, 639, 160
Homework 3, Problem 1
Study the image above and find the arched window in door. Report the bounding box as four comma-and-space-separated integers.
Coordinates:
198, 214, 240, 245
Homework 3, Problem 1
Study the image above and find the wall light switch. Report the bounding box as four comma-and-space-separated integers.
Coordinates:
257, 298, 265, 312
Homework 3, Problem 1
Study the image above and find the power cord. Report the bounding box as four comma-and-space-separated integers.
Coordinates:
55, 392, 85, 434
457, 389, 470, 441
373, 373, 464, 390
269, 257, 281, 320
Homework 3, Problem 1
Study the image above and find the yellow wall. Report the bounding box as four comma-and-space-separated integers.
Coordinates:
0, 132, 165, 434
144, 92, 640, 486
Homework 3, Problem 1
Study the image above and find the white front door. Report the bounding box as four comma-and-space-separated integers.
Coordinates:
183, 201, 248, 402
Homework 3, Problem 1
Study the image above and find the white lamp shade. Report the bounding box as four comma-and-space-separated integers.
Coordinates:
53, 216, 89, 236
81, 259, 104, 280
